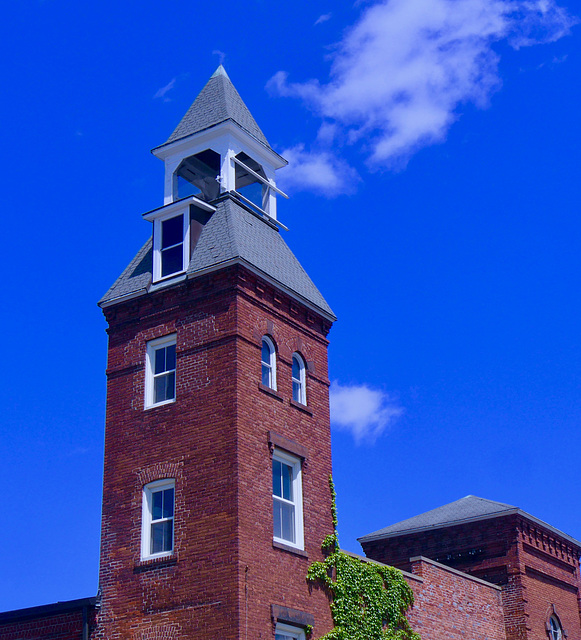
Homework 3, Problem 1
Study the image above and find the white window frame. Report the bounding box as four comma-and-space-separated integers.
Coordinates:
141, 479, 175, 560
275, 622, 306, 640
291, 353, 306, 405
145, 334, 177, 409
152, 207, 190, 283
261, 336, 277, 390
272, 449, 304, 551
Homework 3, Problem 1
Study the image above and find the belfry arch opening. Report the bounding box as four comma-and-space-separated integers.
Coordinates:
174, 148, 221, 201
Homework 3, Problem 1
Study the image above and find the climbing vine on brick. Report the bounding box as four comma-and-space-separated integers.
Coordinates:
307, 477, 420, 640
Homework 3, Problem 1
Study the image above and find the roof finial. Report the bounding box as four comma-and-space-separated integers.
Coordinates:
211, 64, 230, 80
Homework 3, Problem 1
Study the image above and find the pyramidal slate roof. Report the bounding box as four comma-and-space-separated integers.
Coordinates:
358, 495, 581, 546
99, 195, 335, 320
158, 65, 271, 150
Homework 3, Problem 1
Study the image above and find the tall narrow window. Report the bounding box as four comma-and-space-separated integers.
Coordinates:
261, 336, 276, 390
142, 479, 175, 559
160, 214, 184, 278
291, 353, 306, 405
549, 617, 562, 640
145, 335, 176, 408
272, 450, 303, 549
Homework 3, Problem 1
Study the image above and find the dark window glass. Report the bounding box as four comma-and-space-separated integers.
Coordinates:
161, 215, 183, 249
165, 345, 176, 370
154, 347, 166, 375
292, 381, 301, 402
161, 245, 183, 277
151, 520, 173, 554
292, 357, 300, 379
163, 488, 174, 518
273, 459, 282, 497
282, 463, 292, 500
152, 491, 163, 520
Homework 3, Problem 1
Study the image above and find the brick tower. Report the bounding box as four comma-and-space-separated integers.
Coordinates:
95, 66, 336, 640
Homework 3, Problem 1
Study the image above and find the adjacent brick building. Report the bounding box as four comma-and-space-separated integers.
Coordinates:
1, 68, 580, 640
360, 495, 581, 640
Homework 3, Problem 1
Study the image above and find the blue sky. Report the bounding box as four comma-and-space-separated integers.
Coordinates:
1, 0, 580, 612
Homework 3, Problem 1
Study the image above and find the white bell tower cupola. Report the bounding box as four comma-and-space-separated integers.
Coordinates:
151, 65, 288, 221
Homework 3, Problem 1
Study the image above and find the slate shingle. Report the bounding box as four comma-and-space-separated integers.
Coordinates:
358, 495, 581, 546
99, 195, 335, 320
157, 66, 271, 150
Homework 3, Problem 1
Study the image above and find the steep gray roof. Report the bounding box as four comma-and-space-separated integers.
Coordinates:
359, 495, 581, 547
99, 195, 335, 320
158, 66, 271, 150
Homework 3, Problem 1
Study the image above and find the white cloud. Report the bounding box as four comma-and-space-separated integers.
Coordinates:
271, 0, 577, 173
278, 144, 360, 197
154, 78, 177, 102
315, 13, 332, 25
330, 381, 404, 444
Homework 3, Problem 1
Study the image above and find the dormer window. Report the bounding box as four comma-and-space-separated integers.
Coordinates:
160, 214, 185, 278
144, 197, 215, 285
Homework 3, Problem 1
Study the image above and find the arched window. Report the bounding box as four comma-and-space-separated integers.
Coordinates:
549, 616, 562, 640
261, 336, 276, 390
292, 353, 306, 405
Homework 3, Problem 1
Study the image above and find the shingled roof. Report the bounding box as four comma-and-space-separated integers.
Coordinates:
358, 495, 581, 546
99, 194, 335, 320
156, 65, 272, 150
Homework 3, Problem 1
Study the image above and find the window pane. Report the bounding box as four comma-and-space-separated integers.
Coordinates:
163, 488, 174, 518
262, 363, 271, 387
165, 344, 176, 370
272, 459, 282, 497
152, 491, 163, 520
292, 380, 301, 402
161, 215, 183, 249
261, 340, 271, 363
292, 357, 300, 379
161, 245, 183, 277
154, 376, 167, 404
273, 498, 282, 539
280, 501, 295, 543
154, 347, 166, 375
165, 372, 175, 400
282, 463, 293, 501
151, 520, 173, 554
276, 634, 295, 640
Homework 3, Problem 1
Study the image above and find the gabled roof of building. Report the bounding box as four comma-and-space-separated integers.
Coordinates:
99, 195, 335, 320
157, 65, 272, 150
358, 495, 581, 547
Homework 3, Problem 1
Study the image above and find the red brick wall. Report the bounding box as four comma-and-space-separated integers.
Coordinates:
95, 264, 334, 640
404, 557, 506, 640
362, 516, 581, 640
0, 606, 95, 640
517, 519, 581, 640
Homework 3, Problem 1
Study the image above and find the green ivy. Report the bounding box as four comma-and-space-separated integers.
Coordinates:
307, 477, 420, 640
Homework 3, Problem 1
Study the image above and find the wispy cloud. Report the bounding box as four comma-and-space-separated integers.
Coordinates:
154, 78, 177, 102
315, 13, 332, 25
270, 0, 577, 188
213, 49, 226, 65
330, 381, 403, 444
278, 144, 360, 197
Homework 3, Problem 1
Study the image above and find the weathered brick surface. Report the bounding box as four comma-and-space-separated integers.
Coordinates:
363, 515, 581, 640
404, 557, 506, 640
94, 264, 334, 640
0, 605, 96, 640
